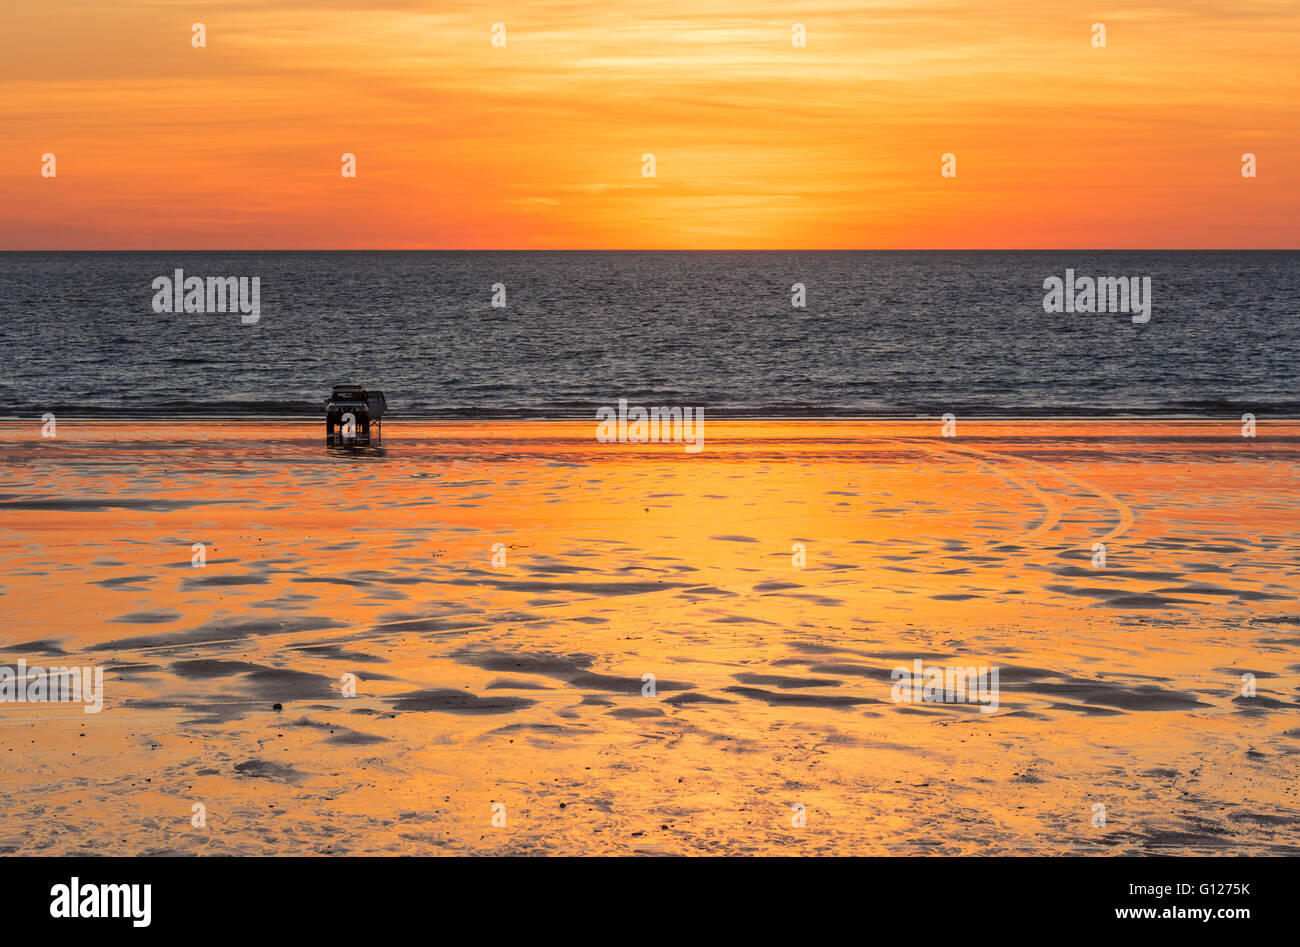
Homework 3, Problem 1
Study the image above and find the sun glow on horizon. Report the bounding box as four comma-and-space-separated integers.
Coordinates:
1, 1, 1296, 249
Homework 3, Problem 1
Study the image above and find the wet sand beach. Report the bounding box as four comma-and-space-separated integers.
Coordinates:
0, 419, 1297, 855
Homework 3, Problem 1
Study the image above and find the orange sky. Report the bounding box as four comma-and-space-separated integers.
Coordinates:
1, 1, 1296, 249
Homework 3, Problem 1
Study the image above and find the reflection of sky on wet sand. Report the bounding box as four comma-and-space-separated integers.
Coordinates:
0, 420, 1297, 854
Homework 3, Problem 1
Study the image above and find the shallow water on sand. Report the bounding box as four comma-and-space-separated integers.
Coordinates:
0, 420, 1297, 854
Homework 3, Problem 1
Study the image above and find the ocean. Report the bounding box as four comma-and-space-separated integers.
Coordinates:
1, 250, 1296, 418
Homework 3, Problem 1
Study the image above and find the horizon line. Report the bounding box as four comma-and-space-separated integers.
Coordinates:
2, 248, 1297, 254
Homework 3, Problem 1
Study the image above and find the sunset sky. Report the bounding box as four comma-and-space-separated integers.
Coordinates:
1, 0, 1296, 249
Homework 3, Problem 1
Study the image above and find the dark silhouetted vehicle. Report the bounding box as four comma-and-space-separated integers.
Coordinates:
325, 384, 386, 446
